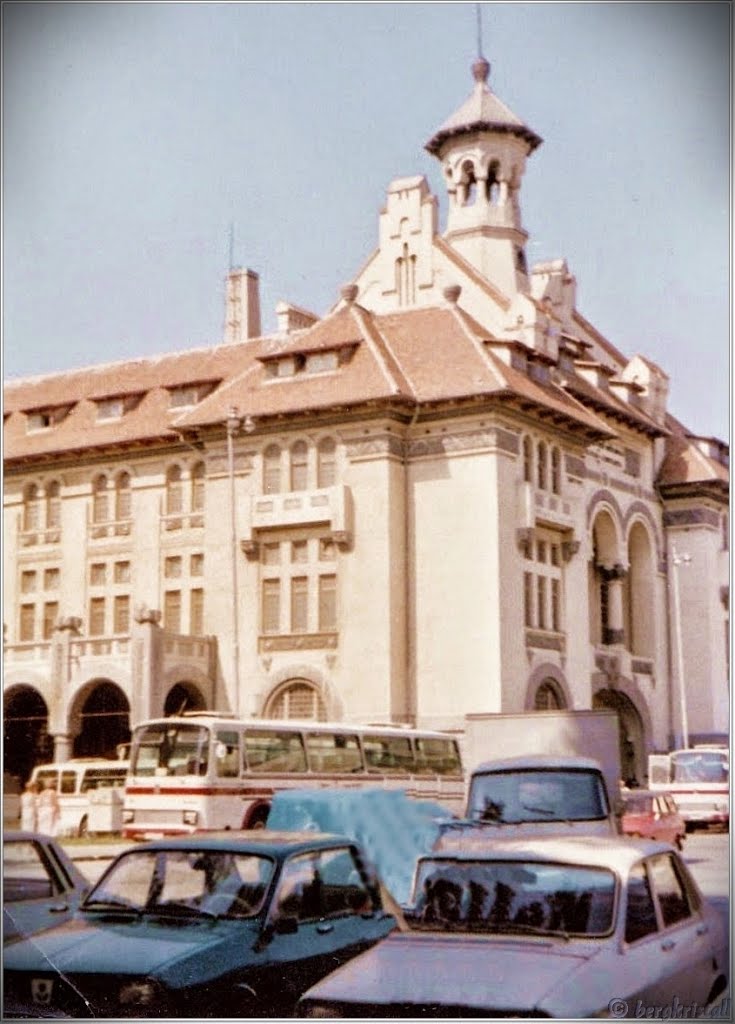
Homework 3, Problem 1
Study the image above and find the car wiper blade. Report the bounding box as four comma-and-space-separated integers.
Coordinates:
82, 898, 142, 916
149, 901, 219, 920
490, 922, 570, 941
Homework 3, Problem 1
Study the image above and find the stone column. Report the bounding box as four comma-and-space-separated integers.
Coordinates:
131, 605, 163, 722
48, 616, 83, 756
602, 563, 628, 645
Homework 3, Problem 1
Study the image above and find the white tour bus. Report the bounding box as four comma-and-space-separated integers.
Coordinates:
31, 758, 130, 837
122, 712, 465, 839
648, 745, 729, 830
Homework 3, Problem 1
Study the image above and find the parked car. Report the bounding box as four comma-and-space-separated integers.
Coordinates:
621, 789, 686, 849
298, 835, 729, 1018
3, 830, 91, 945
3, 830, 397, 1018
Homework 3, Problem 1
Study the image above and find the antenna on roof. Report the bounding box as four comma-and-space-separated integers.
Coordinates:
476, 2, 483, 57
228, 222, 236, 272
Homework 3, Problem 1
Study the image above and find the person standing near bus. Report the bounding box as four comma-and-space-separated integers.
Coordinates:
20, 779, 39, 832
37, 779, 60, 836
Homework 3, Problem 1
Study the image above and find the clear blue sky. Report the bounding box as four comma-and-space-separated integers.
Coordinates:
2, 2, 731, 441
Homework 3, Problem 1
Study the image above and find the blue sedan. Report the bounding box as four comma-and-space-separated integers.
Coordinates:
3, 830, 396, 1018
3, 830, 90, 945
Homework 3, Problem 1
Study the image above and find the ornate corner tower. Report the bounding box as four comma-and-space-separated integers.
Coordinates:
425, 56, 542, 297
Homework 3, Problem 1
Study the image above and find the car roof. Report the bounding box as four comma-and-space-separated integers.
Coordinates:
128, 830, 358, 857
473, 754, 602, 773
420, 834, 675, 872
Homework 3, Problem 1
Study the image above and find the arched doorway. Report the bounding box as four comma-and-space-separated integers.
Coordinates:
593, 688, 644, 786
71, 681, 131, 760
533, 679, 566, 711
164, 682, 207, 717
264, 679, 327, 721
3, 686, 52, 782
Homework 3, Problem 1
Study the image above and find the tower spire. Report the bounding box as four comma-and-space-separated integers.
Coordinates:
472, 3, 490, 85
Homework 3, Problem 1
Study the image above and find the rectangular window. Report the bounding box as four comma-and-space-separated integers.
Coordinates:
551, 579, 561, 632
319, 538, 336, 562
43, 568, 60, 590
114, 561, 131, 584
262, 543, 281, 566
262, 579, 281, 634
96, 397, 124, 420
21, 570, 37, 594
164, 556, 182, 579
291, 540, 308, 564
190, 588, 204, 635
89, 597, 106, 636
20, 603, 35, 641
164, 590, 182, 633
190, 553, 204, 576
291, 576, 308, 632
113, 595, 130, 634
90, 562, 106, 586
537, 577, 547, 630
42, 601, 59, 640
318, 574, 337, 631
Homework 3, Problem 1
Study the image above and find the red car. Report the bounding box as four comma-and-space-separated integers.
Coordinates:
621, 789, 685, 848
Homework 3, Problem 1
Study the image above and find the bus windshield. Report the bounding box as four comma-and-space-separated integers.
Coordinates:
671, 750, 728, 784
131, 723, 210, 777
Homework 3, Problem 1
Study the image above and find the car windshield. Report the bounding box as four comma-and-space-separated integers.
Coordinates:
130, 723, 210, 777
82, 849, 274, 919
407, 858, 616, 937
671, 751, 728, 784
466, 769, 607, 824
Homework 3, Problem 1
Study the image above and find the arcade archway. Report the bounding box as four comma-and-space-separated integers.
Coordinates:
71, 681, 131, 760
593, 688, 645, 786
3, 686, 52, 782
164, 682, 207, 716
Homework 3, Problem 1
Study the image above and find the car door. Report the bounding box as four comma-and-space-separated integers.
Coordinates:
647, 852, 719, 1005
252, 845, 394, 1013
3, 838, 82, 943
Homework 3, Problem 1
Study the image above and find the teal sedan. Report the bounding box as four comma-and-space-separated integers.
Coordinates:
3, 831, 396, 1018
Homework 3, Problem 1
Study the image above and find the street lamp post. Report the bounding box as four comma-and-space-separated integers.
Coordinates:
226, 408, 242, 710
670, 546, 691, 749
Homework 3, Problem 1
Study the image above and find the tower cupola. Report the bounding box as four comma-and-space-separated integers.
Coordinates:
426, 57, 542, 296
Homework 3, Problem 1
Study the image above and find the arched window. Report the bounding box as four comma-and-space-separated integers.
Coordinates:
166, 465, 183, 515
23, 483, 41, 532
290, 441, 308, 492
486, 161, 500, 204
267, 680, 327, 721
92, 475, 109, 524
263, 445, 281, 495
461, 160, 477, 206
551, 447, 561, 495
534, 680, 565, 711
191, 461, 205, 512
115, 472, 131, 521
45, 480, 61, 529
317, 437, 336, 489
522, 436, 533, 484
537, 442, 548, 491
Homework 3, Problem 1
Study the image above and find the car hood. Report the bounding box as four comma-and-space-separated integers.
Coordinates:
3, 914, 260, 984
302, 931, 598, 1012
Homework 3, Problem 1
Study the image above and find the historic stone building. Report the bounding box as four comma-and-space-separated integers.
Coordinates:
3, 56, 729, 784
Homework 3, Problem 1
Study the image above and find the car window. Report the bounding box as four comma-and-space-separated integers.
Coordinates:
625, 862, 658, 943
648, 853, 692, 928
275, 847, 374, 922
3, 840, 62, 902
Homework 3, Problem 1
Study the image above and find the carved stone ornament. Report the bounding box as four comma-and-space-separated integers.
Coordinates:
134, 604, 162, 626
240, 539, 260, 559
561, 539, 580, 562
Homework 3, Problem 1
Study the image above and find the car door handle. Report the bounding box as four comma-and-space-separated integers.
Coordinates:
661, 939, 676, 952
316, 922, 334, 934
49, 903, 69, 913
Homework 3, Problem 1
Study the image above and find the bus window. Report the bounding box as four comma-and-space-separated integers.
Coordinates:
414, 737, 462, 776
306, 732, 362, 773
61, 771, 77, 794
80, 768, 128, 793
363, 735, 414, 774
244, 730, 307, 774
215, 731, 240, 778
35, 770, 59, 791
672, 751, 728, 784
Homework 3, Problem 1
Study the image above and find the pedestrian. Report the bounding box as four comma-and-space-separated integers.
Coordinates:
20, 779, 39, 832
37, 778, 61, 836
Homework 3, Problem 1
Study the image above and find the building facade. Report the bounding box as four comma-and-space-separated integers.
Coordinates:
3, 57, 729, 785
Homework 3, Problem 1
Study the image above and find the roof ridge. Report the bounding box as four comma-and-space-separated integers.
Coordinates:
434, 237, 512, 311
348, 305, 412, 397
447, 305, 507, 390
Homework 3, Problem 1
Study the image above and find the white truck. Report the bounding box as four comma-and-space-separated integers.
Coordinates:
437, 709, 622, 846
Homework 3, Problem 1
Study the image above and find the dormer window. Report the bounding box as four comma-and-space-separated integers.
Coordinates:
93, 393, 142, 422
261, 344, 356, 381
305, 351, 339, 374
25, 405, 73, 433
168, 381, 218, 409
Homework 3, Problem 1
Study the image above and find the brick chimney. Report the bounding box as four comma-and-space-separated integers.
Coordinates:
224, 268, 261, 343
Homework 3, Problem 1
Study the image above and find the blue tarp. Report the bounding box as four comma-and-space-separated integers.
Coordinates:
267, 787, 453, 905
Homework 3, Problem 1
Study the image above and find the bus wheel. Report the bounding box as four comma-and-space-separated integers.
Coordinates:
77, 815, 89, 839
246, 805, 269, 830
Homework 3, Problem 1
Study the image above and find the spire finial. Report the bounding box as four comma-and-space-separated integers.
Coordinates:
472, 3, 490, 84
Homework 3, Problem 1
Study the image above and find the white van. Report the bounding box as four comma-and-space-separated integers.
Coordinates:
31, 758, 129, 837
